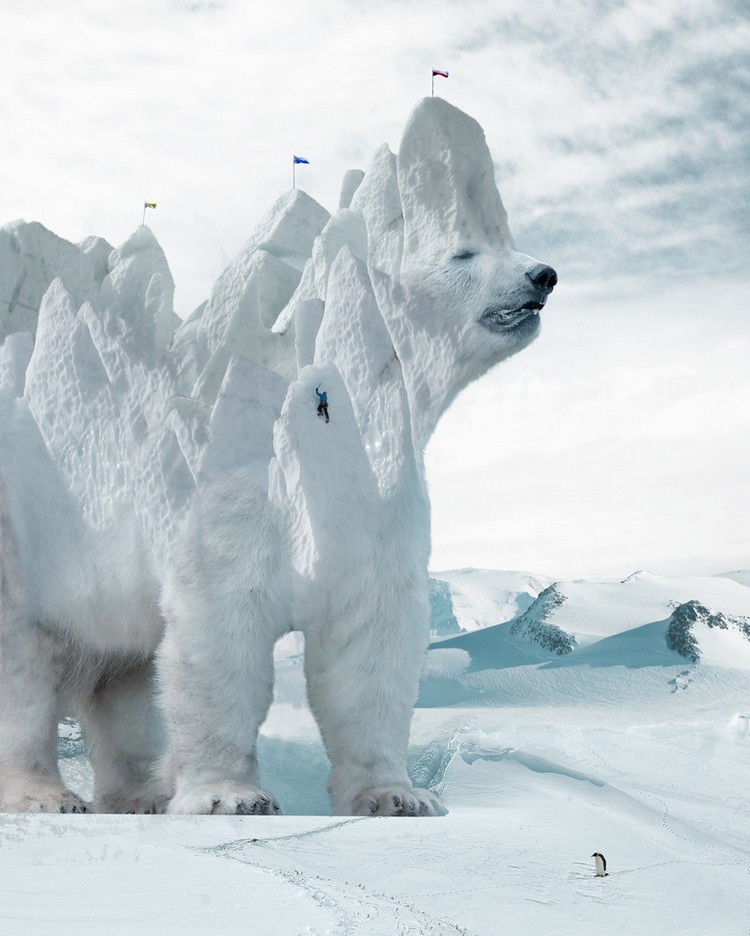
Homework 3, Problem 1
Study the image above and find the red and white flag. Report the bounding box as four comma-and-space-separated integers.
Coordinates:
432, 68, 449, 78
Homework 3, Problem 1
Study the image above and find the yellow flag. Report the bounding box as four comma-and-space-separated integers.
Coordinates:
144, 202, 157, 209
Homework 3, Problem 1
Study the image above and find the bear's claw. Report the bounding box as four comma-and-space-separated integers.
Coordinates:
167, 783, 281, 815
351, 786, 447, 817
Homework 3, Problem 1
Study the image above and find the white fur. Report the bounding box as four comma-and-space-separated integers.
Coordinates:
0, 98, 556, 815
0, 398, 163, 812
158, 473, 289, 815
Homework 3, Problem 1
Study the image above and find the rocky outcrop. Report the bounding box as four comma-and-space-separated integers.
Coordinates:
666, 600, 750, 662
509, 584, 576, 655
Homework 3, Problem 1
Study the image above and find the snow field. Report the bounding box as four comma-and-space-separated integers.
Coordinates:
9, 697, 750, 936
43, 634, 750, 934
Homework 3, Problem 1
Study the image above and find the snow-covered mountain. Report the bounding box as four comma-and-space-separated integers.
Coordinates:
716, 569, 750, 588
429, 568, 551, 634
432, 569, 750, 652
429, 566, 750, 650
420, 567, 750, 706
664, 599, 750, 664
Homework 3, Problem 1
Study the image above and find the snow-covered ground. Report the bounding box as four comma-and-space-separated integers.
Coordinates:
3, 568, 748, 935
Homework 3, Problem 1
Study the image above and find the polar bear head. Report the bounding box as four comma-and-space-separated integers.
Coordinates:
356, 97, 557, 443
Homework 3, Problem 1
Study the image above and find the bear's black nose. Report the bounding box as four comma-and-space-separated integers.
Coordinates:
526, 264, 558, 292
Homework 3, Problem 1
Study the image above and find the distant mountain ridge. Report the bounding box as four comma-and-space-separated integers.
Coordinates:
716, 570, 750, 588
426, 567, 750, 674
428, 569, 552, 635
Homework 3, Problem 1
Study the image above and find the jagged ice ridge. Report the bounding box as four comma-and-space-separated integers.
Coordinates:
0, 97, 558, 816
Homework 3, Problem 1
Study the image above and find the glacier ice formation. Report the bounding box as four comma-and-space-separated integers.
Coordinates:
0, 97, 557, 815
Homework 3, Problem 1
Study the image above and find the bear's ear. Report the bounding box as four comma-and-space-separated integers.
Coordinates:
397, 97, 514, 266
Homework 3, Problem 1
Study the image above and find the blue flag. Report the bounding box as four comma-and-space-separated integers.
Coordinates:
293, 155, 310, 165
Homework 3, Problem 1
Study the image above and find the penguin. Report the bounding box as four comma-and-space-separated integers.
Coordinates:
592, 852, 608, 877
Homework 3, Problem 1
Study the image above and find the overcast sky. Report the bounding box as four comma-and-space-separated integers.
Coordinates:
2, 0, 748, 580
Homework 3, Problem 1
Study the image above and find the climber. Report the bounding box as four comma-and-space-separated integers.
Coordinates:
315, 385, 330, 423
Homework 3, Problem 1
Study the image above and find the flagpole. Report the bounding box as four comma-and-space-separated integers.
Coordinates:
431, 69, 448, 97
142, 202, 157, 226
291, 156, 308, 190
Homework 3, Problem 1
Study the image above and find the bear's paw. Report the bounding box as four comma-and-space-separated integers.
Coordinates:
351, 786, 447, 817
166, 783, 281, 816
1, 786, 90, 813
95, 790, 171, 814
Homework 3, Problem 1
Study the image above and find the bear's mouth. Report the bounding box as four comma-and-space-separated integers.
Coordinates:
480, 300, 544, 332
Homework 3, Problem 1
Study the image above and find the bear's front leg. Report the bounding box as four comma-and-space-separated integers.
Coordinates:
304, 594, 447, 818
157, 600, 283, 816
158, 621, 283, 815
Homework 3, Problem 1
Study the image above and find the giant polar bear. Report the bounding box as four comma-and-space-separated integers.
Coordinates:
0, 98, 556, 815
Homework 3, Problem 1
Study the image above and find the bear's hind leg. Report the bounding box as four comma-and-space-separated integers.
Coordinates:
0, 617, 88, 813
77, 659, 169, 814
1, 476, 88, 812
158, 474, 289, 815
